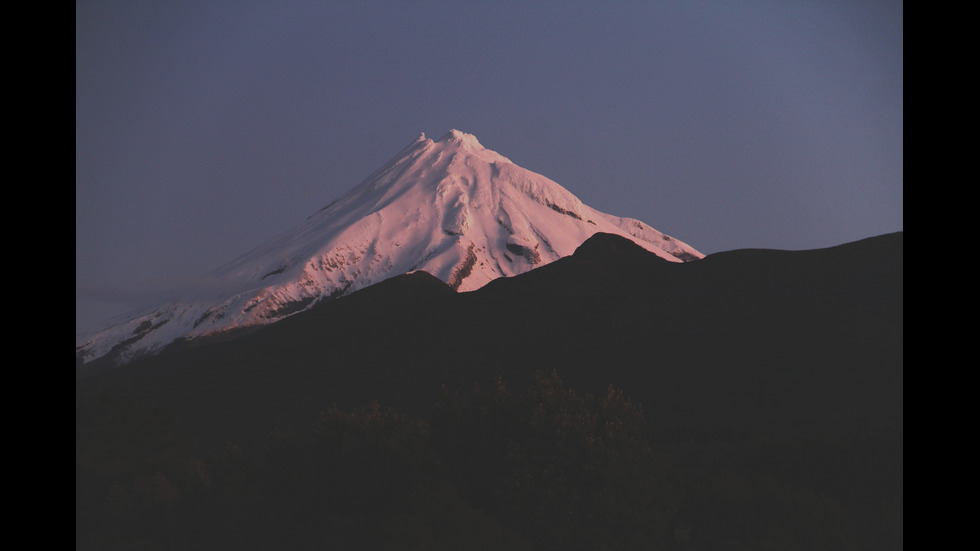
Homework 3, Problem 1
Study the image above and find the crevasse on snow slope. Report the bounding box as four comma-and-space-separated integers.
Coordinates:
77, 130, 702, 367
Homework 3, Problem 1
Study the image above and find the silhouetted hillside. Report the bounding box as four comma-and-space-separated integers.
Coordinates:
76, 232, 902, 550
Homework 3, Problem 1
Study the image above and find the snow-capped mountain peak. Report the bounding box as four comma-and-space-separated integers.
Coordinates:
76, 129, 703, 368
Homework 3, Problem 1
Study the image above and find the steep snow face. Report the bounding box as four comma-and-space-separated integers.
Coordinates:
76, 130, 703, 367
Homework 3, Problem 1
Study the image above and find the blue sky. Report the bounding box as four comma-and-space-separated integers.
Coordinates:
76, 0, 902, 335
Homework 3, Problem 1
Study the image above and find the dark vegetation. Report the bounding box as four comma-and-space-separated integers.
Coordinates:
77, 232, 903, 550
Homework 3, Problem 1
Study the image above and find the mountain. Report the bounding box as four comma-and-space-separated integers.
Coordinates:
76, 129, 702, 368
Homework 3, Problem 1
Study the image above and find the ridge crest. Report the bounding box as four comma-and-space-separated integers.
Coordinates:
438, 129, 483, 148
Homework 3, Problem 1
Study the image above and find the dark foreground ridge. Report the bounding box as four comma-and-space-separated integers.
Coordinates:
76, 232, 903, 550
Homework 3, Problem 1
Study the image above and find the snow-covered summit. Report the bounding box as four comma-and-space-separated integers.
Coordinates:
76, 129, 703, 368
438, 128, 485, 148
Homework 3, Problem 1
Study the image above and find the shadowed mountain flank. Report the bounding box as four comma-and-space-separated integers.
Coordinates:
77, 232, 902, 551
77, 232, 902, 438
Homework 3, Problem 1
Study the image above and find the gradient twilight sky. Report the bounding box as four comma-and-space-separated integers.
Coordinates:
76, 0, 903, 336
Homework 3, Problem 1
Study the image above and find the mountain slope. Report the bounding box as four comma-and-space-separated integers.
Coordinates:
76, 130, 702, 368
76, 231, 903, 441
76, 231, 903, 551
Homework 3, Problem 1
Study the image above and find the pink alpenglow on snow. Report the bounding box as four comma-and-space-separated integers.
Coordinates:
76, 130, 702, 367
